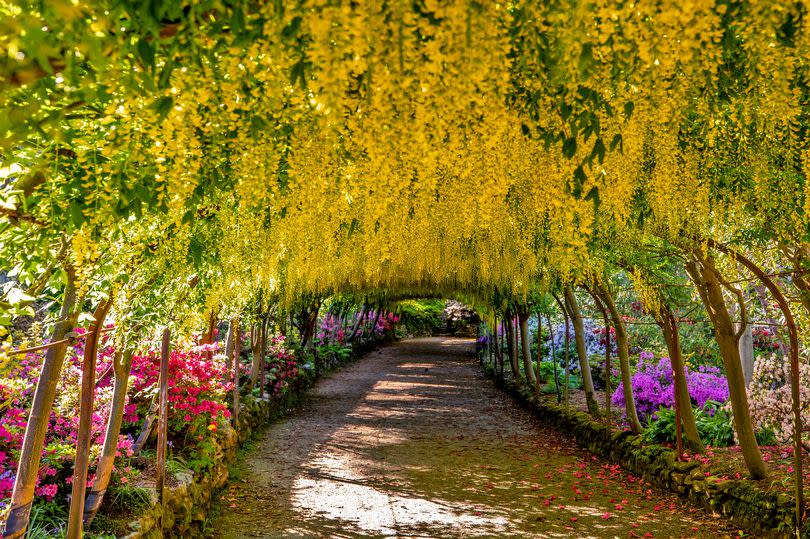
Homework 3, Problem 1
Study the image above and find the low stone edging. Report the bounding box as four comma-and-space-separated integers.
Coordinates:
497, 379, 803, 538
119, 336, 393, 538
120, 391, 300, 538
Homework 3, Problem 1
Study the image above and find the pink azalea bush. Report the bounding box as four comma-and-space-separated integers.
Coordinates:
748, 353, 810, 443
0, 311, 402, 517
129, 343, 232, 442
0, 330, 137, 514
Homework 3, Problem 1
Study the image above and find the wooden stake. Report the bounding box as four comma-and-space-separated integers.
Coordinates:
232, 318, 240, 428
156, 328, 170, 530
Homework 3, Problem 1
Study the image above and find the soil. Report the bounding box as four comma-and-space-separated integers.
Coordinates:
205, 337, 743, 538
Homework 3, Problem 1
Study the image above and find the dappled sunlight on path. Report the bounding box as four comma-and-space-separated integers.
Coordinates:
206, 338, 738, 538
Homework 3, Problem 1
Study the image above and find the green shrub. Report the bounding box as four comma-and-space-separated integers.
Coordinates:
396, 299, 445, 336
643, 400, 755, 448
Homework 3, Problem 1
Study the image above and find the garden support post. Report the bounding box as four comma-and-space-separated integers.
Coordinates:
156, 328, 170, 531
232, 318, 241, 428
4, 265, 79, 539
67, 299, 111, 539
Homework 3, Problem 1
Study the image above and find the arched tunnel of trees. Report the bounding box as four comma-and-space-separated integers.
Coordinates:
1, 1, 810, 537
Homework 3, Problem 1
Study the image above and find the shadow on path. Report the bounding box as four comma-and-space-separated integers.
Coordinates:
205, 337, 737, 539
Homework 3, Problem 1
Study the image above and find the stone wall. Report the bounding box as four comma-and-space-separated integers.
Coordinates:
500, 380, 803, 538
118, 337, 392, 538
120, 392, 299, 538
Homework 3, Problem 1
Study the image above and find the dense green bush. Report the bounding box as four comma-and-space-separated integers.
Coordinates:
642, 401, 775, 447
396, 299, 445, 336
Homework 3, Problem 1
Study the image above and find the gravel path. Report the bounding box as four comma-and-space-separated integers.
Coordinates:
205, 337, 740, 539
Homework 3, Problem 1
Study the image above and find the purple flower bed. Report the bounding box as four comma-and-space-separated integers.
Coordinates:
612, 351, 729, 421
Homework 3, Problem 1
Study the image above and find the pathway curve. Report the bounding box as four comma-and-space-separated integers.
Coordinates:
205, 337, 738, 539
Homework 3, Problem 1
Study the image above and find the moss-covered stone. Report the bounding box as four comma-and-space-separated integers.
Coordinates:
492, 377, 800, 539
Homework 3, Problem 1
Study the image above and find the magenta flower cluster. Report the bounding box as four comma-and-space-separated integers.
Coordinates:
612, 352, 729, 420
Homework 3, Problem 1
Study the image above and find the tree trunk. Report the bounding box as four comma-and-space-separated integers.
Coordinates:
504, 312, 521, 382
685, 253, 767, 479
4, 266, 79, 539
249, 322, 261, 389
517, 307, 539, 397
492, 318, 503, 380
658, 304, 704, 453
259, 315, 268, 398
738, 321, 754, 386
552, 293, 570, 405
67, 300, 111, 539
83, 348, 135, 525
545, 312, 561, 403
587, 287, 612, 425
564, 286, 599, 415
348, 304, 367, 341
707, 239, 803, 520
224, 319, 235, 374
593, 282, 641, 433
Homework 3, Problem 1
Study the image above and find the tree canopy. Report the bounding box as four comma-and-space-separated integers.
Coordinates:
0, 0, 807, 325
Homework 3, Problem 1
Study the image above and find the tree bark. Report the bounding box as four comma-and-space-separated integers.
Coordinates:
83, 348, 135, 525
552, 293, 570, 405
67, 300, 111, 539
517, 307, 539, 397
592, 282, 642, 433
504, 312, 521, 382
586, 287, 613, 426
657, 303, 704, 453
685, 252, 767, 479
545, 312, 561, 403
259, 315, 268, 398
224, 319, 235, 374
706, 240, 803, 519
4, 265, 79, 539
563, 286, 599, 416
348, 304, 367, 341
249, 322, 261, 389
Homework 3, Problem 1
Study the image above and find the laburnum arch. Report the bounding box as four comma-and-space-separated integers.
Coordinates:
1, 0, 810, 537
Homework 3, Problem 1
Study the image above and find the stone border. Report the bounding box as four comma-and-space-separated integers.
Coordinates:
497, 379, 803, 538
117, 336, 393, 538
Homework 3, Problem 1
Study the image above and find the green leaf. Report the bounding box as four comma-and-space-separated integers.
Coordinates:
562, 137, 577, 159
151, 96, 174, 120
623, 101, 634, 119
584, 186, 600, 209
591, 137, 606, 164
572, 166, 586, 197
68, 199, 84, 227
137, 38, 155, 71
158, 57, 174, 89
609, 134, 623, 153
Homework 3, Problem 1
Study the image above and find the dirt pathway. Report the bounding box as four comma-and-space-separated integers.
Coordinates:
205, 337, 740, 539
